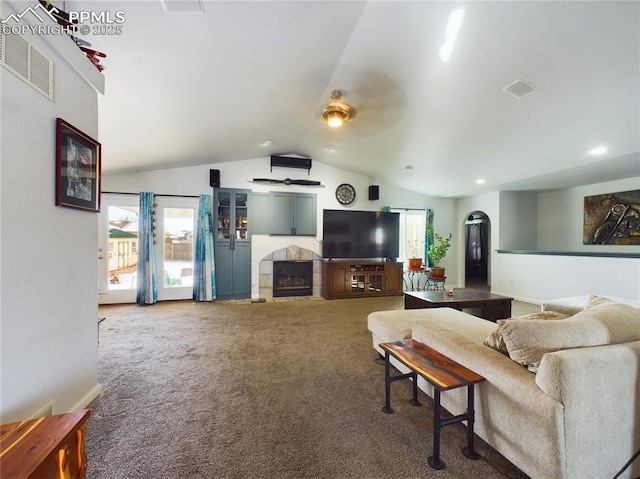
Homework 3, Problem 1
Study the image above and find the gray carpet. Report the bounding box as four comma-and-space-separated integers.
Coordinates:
88, 297, 532, 478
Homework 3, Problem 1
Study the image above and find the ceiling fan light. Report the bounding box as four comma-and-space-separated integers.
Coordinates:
322, 90, 354, 127
326, 111, 345, 127
322, 104, 350, 127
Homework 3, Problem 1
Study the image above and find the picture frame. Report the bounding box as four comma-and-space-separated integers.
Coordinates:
55, 118, 101, 212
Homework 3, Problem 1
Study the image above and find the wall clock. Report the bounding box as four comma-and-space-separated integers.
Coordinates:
335, 183, 356, 205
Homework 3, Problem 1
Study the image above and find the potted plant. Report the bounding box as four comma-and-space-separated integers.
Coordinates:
407, 240, 424, 270
428, 232, 452, 278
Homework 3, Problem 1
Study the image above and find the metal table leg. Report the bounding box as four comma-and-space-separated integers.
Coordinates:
462, 384, 479, 460
383, 351, 393, 414
428, 389, 446, 470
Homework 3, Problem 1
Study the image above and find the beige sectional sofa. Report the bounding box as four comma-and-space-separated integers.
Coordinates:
367, 295, 640, 479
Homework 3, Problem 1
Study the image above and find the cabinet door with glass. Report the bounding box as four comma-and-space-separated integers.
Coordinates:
214, 188, 251, 299
215, 189, 249, 242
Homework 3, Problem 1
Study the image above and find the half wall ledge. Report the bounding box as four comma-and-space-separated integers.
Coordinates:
496, 250, 640, 259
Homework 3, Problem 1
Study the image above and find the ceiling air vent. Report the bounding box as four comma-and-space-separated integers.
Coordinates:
503, 79, 536, 99
0, 31, 54, 101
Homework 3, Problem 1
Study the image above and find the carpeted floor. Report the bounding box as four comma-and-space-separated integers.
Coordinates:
87, 297, 533, 478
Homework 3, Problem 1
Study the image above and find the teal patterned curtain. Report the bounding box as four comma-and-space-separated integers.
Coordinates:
193, 194, 216, 301
426, 208, 434, 266
136, 192, 157, 304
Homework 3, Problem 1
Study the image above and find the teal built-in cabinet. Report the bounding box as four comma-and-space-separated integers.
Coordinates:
249, 191, 317, 236
214, 188, 251, 299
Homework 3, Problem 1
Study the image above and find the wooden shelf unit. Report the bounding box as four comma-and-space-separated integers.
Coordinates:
321, 260, 403, 299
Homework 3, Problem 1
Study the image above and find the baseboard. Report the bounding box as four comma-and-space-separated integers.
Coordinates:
31, 400, 54, 418
70, 383, 101, 413
491, 291, 540, 305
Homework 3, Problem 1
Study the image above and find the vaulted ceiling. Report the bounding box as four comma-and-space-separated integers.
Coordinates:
70, 0, 639, 198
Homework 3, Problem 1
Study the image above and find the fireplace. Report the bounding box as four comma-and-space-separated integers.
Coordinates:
259, 245, 321, 299
273, 261, 313, 297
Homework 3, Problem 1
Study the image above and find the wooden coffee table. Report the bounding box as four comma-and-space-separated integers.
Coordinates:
404, 289, 513, 321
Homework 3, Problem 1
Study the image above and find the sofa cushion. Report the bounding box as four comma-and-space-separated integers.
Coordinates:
367, 310, 413, 342
498, 298, 640, 372
484, 311, 569, 355
368, 307, 496, 346
542, 294, 640, 315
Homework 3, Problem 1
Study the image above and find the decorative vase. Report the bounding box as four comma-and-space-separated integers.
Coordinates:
429, 266, 445, 278
407, 258, 423, 270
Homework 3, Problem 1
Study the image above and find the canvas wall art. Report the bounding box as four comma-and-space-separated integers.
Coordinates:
583, 189, 640, 245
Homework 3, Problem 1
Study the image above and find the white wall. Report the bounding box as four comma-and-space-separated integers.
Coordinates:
537, 176, 640, 251
491, 253, 640, 303
103, 157, 458, 297
1, 1, 103, 422
499, 191, 538, 250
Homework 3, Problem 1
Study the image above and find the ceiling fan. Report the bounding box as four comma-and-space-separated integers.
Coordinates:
252, 178, 322, 186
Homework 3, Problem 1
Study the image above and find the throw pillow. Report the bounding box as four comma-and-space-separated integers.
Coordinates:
498, 300, 640, 373
484, 311, 569, 355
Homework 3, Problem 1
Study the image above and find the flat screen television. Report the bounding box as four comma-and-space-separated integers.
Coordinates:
322, 209, 400, 260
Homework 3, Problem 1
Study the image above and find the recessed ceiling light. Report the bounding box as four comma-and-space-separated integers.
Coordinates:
588, 146, 608, 156
475, 179, 486, 185
260, 139, 273, 146
405, 165, 414, 170
325, 145, 335, 151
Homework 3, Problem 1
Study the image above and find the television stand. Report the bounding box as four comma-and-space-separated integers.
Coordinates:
321, 260, 403, 299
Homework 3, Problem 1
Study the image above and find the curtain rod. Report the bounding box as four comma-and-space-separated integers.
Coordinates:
102, 191, 201, 199
390, 207, 430, 211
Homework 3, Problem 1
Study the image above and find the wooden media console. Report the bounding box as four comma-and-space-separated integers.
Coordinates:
321, 260, 403, 299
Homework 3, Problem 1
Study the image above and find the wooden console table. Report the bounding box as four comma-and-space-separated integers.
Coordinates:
380, 340, 485, 470
0, 409, 90, 478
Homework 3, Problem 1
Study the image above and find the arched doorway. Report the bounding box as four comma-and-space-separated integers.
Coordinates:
465, 211, 490, 291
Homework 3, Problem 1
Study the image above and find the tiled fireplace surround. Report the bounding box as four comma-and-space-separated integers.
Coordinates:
259, 245, 322, 299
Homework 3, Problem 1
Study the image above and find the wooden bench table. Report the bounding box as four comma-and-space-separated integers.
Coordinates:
0, 410, 90, 478
380, 339, 485, 470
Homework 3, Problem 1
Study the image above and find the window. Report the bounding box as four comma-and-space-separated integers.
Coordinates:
391, 209, 429, 265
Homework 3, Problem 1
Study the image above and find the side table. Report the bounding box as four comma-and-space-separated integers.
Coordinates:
380, 339, 485, 470
403, 268, 426, 291
425, 276, 446, 290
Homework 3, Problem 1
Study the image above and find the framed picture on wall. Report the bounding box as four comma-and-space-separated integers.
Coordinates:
55, 118, 101, 212
583, 189, 640, 245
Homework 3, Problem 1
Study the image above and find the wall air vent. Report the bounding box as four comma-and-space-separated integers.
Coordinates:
503, 79, 536, 99
0, 31, 54, 101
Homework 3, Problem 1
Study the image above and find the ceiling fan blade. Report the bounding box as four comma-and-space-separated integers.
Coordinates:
252, 178, 284, 183
252, 178, 322, 186
290, 179, 322, 186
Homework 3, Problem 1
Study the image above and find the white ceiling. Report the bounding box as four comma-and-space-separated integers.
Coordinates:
71, 0, 639, 198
